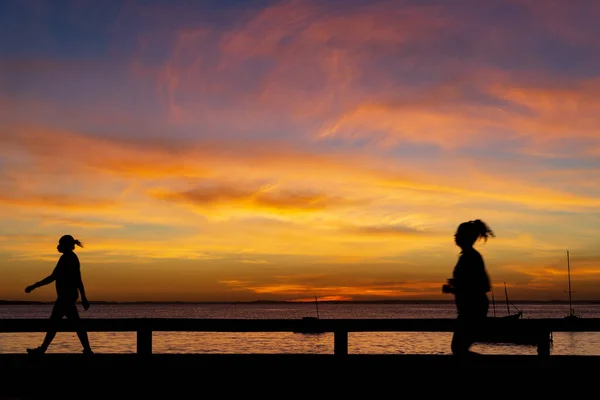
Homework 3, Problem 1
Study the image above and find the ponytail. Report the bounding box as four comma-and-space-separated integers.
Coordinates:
59, 235, 84, 249
470, 219, 494, 242
456, 219, 495, 245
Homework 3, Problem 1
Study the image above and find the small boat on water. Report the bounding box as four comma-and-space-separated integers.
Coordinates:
294, 296, 326, 334
474, 283, 545, 346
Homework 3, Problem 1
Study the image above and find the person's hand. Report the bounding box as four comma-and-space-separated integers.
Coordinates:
25, 285, 35, 293
82, 297, 90, 311
442, 279, 455, 294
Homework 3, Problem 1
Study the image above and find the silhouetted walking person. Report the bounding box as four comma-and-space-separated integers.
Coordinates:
442, 220, 494, 356
24, 235, 93, 355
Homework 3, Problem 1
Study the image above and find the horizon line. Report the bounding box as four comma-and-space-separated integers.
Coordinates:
2, 299, 600, 304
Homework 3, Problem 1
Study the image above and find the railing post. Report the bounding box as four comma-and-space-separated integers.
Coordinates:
137, 329, 152, 355
537, 331, 551, 356
334, 330, 348, 356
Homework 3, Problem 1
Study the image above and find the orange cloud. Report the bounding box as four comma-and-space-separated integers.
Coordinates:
156, 0, 451, 127
0, 194, 118, 210
141, 0, 600, 159
318, 74, 600, 154
150, 183, 367, 216
485, 253, 600, 298
0, 124, 206, 179
290, 295, 352, 302
39, 216, 123, 229
317, 98, 502, 149
150, 0, 600, 159
489, 79, 600, 143
3, 122, 599, 216
239, 259, 271, 265
219, 276, 446, 300
341, 223, 435, 238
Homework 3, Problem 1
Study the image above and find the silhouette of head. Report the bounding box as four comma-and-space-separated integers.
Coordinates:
57, 235, 83, 253
454, 220, 494, 249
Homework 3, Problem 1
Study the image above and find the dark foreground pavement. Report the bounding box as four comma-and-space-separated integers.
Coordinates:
1, 353, 597, 398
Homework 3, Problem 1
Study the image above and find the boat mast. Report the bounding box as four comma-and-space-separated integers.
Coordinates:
504, 282, 510, 316
315, 295, 320, 319
567, 250, 573, 316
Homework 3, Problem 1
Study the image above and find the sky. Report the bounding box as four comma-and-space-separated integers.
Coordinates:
1, 0, 600, 302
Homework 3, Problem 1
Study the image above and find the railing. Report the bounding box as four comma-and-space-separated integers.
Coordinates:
2, 318, 600, 356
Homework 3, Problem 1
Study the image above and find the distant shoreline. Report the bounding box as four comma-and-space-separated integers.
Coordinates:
2, 300, 600, 305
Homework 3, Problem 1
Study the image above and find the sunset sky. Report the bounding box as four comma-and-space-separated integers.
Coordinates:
1, 0, 599, 302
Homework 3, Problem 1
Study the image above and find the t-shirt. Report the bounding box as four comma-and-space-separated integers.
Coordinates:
52, 251, 81, 302
452, 248, 491, 315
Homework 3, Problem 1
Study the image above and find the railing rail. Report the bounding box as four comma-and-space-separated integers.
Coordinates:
2, 318, 599, 356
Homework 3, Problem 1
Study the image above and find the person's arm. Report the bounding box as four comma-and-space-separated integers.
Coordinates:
25, 273, 55, 293
76, 266, 90, 310
442, 278, 456, 294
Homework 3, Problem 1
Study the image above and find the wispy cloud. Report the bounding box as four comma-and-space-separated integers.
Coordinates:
150, 182, 367, 215
39, 216, 123, 229
0, 194, 119, 210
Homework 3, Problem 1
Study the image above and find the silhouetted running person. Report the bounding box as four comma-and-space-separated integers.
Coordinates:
24, 235, 93, 355
442, 220, 494, 356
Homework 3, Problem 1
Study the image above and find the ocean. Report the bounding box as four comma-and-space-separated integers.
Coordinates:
1, 302, 599, 355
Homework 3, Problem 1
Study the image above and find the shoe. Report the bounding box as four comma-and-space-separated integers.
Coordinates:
82, 349, 94, 355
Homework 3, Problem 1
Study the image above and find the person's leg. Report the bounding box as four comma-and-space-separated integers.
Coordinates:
451, 328, 471, 355
465, 304, 489, 354
65, 302, 92, 353
451, 311, 481, 356
451, 315, 469, 355
27, 301, 66, 354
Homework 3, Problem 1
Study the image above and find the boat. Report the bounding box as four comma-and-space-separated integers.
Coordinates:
564, 250, 581, 321
474, 283, 545, 346
294, 295, 326, 334
492, 282, 523, 320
